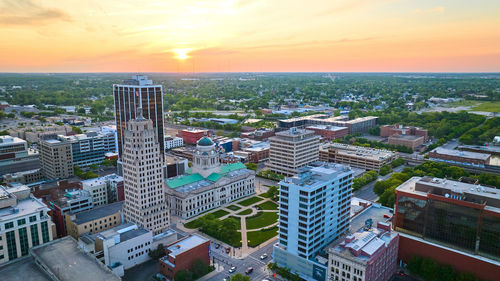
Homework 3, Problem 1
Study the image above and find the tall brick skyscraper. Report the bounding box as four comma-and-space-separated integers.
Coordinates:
114, 75, 165, 160
122, 110, 169, 235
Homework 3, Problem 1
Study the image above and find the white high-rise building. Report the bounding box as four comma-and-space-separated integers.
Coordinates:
122, 110, 169, 235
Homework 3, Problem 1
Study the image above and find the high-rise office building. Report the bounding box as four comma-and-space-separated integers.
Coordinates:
268, 128, 320, 176
273, 162, 353, 280
39, 138, 74, 180
113, 75, 165, 159
122, 112, 169, 235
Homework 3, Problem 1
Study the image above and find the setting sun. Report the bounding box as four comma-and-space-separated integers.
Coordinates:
173, 48, 191, 60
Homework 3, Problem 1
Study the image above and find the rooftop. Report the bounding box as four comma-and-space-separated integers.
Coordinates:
430, 147, 491, 160
120, 228, 150, 243
0, 256, 52, 281
396, 176, 500, 212
30, 236, 121, 281
0, 186, 48, 222
306, 125, 348, 131
388, 134, 424, 140
71, 201, 123, 224
166, 162, 249, 192
281, 162, 352, 188
323, 143, 396, 161
0, 135, 26, 145
164, 235, 208, 258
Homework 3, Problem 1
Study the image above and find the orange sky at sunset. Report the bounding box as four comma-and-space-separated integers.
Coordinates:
1, 0, 499, 72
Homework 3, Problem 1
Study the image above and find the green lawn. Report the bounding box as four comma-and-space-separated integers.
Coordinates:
226, 205, 241, 211
222, 216, 241, 230
236, 209, 252, 216
211, 209, 230, 218
472, 101, 500, 112
257, 201, 278, 210
246, 212, 278, 229
247, 226, 278, 247
184, 209, 229, 229
238, 196, 264, 206
259, 193, 271, 198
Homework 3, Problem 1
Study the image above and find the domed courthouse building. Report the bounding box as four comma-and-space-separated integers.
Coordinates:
165, 137, 255, 219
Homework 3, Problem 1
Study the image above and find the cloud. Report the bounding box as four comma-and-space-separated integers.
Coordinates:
413, 6, 445, 15
0, 0, 70, 25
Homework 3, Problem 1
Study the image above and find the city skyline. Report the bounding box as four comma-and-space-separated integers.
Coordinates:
0, 0, 499, 72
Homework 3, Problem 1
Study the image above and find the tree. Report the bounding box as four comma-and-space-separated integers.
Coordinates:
77, 108, 86, 114
148, 244, 165, 260
229, 273, 250, 281
266, 186, 279, 201
191, 259, 209, 278
379, 165, 392, 176
71, 126, 82, 134
245, 163, 257, 171
175, 270, 194, 281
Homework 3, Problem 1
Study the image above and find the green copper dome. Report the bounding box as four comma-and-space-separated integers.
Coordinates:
197, 136, 214, 146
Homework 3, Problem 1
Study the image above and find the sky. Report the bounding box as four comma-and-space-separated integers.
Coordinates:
1, 0, 499, 72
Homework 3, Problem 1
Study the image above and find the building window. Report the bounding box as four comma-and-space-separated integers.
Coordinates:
19, 227, 29, 256
6, 231, 17, 260
5, 222, 14, 229
41, 221, 50, 243
29, 216, 37, 223
31, 224, 40, 247
18, 218, 26, 226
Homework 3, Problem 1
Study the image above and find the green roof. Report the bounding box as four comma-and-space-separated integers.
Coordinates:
166, 173, 204, 189
220, 162, 246, 174
167, 162, 247, 188
206, 173, 222, 182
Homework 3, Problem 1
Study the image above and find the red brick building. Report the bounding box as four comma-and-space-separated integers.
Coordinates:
388, 135, 425, 150
380, 124, 428, 141
159, 235, 210, 280
177, 129, 209, 145
394, 176, 500, 281
306, 125, 348, 140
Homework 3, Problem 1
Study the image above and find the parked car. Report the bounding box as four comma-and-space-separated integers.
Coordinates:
229, 267, 236, 273
215, 243, 220, 249
260, 253, 268, 260
245, 267, 254, 275
226, 247, 231, 254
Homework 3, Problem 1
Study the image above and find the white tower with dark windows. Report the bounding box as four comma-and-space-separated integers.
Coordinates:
122, 109, 169, 235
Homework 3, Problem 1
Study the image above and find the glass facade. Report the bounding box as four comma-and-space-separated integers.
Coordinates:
478, 213, 500, 259
396, 194, 500, 260
41, 221, 50, 243
114, 84, 165, 159
6, 230, 17, 260
30, 224, 40, 247
18, 227, 29, 256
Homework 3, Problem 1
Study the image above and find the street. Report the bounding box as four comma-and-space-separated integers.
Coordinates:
206, 239, 276, 281
353, 165, 406, 201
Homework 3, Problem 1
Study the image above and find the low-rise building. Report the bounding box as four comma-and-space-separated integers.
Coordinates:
82, 177, 109, 207
166, 137, 255, 219
0, 135, 40, 176
159, 234, 210, 280
320, 143, 397, 171
65, 201, 123, 239
165, 155, 188, 179
388, 135, 425, 151
0, 185, 55, 265
279, 115, 377, 134
306, 125, 349, 140
165, 136, 184, 150
327, 221, 399, 281
47, 189, 93, 237
240, 128, 275, 140
380, 124, 428, 141
2, 168, 44, 185
177, 128, 209, 145
95, 223, 153, 273
428, 147, 491, 167
394, 176, 500, 281
56, 131, 117, 167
